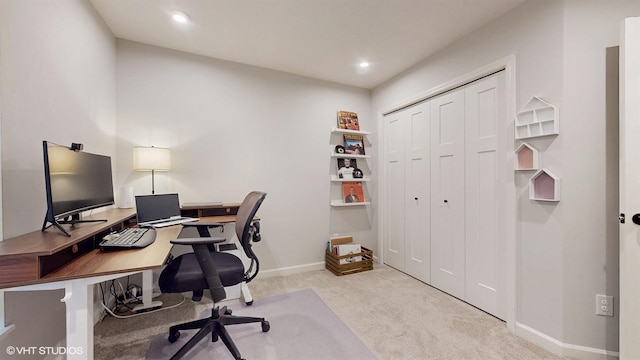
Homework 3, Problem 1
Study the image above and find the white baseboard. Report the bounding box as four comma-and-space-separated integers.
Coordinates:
259, 262, 325, 278
516, 322, 619, 360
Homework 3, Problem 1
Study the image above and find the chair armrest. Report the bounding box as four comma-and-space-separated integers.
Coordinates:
182, 221, 224, 228
170, 237, 226, 246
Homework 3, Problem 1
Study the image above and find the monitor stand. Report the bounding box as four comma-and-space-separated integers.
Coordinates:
42, 213, 107, 237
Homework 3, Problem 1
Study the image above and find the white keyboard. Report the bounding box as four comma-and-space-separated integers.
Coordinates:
139, 217, 199, 228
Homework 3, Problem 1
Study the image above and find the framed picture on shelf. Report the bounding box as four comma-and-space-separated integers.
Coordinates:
342, 182, 365, 203
336, 158, 358, 179
337, 111, 360, 131
343, 134, 365, 155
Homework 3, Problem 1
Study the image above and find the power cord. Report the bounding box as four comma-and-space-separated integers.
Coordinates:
100, 295, 185, 319
99, 277, 186, 319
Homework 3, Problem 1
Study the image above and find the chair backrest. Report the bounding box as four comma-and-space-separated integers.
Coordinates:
235, 191, 267, 281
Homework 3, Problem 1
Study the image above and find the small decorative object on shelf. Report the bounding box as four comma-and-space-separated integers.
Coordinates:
337, 110, 360, 130
352, 168, 364, 179
343, 134, 365, 155
335, 145, 345, 154
515, 143, 539, 171
529, 168, 560, 201
515, 96, 559, 139
325, 236, 373, 276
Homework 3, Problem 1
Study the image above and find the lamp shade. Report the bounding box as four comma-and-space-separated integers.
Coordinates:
133, 147, 171, 171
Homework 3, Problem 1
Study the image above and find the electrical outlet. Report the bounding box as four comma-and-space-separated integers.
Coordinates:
596, 294, 614, 316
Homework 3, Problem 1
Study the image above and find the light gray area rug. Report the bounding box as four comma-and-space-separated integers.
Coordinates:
145, 288, 378, 360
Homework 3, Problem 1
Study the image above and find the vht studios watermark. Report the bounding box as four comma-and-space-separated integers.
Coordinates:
6, 346, 84, 356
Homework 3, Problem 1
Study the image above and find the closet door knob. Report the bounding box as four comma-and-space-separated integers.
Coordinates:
444, 200, 448, 203
414, 197, 418, 200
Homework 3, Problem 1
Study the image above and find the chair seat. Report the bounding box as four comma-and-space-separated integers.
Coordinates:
159, 251, 245, 294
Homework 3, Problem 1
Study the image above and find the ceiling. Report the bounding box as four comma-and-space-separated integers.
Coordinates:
90, 0, 526, 89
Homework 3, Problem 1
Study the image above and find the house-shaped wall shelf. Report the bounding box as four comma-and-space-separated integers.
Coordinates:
515, 143, 539, 171
515, 96, 559, 139
529, 169, 560, 201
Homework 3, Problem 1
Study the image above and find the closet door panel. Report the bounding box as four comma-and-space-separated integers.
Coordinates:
430, 90, 465, 299
464, 72, 507, 320
383, 112, 405, 270
404, 102, 430, 283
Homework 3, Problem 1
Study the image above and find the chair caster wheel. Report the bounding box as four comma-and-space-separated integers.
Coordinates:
262, 320, 270, 332
224, 308, 233, 315
168, 330, 181, 343
245, 300, 253, 306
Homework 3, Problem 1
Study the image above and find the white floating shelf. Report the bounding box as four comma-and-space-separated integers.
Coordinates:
515, 96, 559, 139
331, 127, 371, 136
330, 200, 370, 207
515, 143, 539, 171
330, 175, 370, 182
529, 168, 560, 201
331, 152, 370, 159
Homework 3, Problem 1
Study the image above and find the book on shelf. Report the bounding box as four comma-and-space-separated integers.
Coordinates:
343, 134, 365, 155
342, 181, 365, 203
336, 158, 358, 179
337, 110, 360, 131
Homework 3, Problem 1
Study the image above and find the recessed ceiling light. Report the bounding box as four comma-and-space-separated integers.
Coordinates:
359, 62, 370, 68
171, 11, 190, 23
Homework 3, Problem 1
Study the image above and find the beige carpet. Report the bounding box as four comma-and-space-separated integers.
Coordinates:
145, 288, 377, 359
95, 265, 564, 359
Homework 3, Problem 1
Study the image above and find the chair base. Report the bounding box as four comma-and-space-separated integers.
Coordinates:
167, 306, 270, 360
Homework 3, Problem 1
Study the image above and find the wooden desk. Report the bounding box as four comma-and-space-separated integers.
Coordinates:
180, 202, 241, 218
0, 205, 247, 360
0, 208, 180, 360
0, 208, 140, 289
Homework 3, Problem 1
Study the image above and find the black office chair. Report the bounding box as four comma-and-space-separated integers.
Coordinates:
179, 198, 264, 305
158, 191, 269, 360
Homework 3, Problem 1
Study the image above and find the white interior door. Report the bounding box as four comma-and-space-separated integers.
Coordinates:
384, 111, 406, 270
430, 89, 466, 299
404, 102, 430, 283
619, 16, 640, 359
464, 72, 507, 320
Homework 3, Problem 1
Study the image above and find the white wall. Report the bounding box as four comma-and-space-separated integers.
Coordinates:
372, 0, 639, 356
114, 40, 374, 273
0, 0, 116, 356
561, 0, 638, 352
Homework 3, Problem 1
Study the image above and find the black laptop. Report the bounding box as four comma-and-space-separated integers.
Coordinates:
135, 193, 198, 228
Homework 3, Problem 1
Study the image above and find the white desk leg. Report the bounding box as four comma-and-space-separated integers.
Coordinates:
0, 290, 16, 340
64, 282, 93, 360
132, 270, 162, 313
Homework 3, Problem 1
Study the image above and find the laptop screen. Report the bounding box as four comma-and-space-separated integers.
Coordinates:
135, 193, 182, 223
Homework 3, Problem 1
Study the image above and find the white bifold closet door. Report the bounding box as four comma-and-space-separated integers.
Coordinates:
463, 73, 507, 320
384, 71, 507, 320
431, 72, 506, 319
383, 102, 430, 283
430, 89, 466, 299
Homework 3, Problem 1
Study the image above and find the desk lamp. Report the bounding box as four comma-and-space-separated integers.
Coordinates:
133, 146, 171, 194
